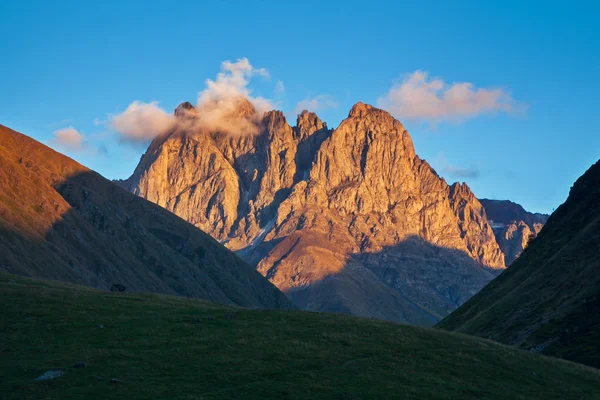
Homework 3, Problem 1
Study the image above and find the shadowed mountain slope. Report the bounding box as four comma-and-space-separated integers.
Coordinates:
438, 160, 600, 368
0, 124, 293, 309
2, 273, 600, 399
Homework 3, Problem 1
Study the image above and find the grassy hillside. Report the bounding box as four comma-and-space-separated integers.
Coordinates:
2, 273, 600, 400
438, 160, 600, 368
0, 124, 293, 310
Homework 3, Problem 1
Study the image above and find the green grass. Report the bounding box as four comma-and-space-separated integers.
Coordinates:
2, 273, 600, 400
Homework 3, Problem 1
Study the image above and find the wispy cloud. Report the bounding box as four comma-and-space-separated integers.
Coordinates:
274, 80, 285, 95
443, 164, 480, 179
377, 70, 526, 124
435, 153, 480, 180
51, 126, 86, 151
292, 95, 337, 115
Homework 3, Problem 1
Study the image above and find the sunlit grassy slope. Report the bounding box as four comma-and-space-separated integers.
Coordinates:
2, 273, 600, 400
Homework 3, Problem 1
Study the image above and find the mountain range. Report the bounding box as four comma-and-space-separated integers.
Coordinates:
120, 99, 536, 325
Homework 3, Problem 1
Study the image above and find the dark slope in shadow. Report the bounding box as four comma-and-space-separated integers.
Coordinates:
438, 159, 600, 368
249, 229, 497, 326
0, 124, 294, 310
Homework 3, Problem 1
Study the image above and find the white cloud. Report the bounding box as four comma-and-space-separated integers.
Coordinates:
108, 58, 273, 141
292, 95, 337, 115
194, 57, 272, 135
377, 70, 525, 123
109, 101, 176, 143
51, 126, 85, 151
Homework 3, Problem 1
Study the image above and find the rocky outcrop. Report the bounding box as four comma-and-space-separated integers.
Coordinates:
124, 101, 506, 325
480, 199, 549, 265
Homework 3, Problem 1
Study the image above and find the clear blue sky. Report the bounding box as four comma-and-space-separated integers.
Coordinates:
1, 0, 598, 214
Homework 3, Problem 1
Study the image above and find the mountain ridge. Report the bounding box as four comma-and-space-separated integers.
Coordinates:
123, 101, 507, 324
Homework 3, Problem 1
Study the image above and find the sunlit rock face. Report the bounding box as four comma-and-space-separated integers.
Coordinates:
123, 101, 506, 325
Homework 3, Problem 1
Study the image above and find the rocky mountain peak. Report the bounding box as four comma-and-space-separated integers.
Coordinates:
263, 110, 288, 130
348, 101, 374, 118
296, 110, 326, 131
126, 101, 508, 325
174, 101, 196, 118
449, 182, 476, 202
295, 110, 326, 140
233, 97, 257, 118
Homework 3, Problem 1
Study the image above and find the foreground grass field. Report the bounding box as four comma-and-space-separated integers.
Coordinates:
2, 273, 600, 399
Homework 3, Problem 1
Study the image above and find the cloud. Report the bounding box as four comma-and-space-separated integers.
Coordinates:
292, 95, 338, 115
108, 58, 272, 141
274, 80, 285, 95
109, 101, 176, 143
193, 57, 272, 135
377, 70, 525, 123
435, 153, 479, 180
443, 164, 480, 179
51, 126, 85, 151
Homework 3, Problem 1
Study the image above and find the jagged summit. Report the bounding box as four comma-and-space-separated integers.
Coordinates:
296, 110, 326, 132
125, 101, 507, 325
175, 101, 195, 116
348, 101, 374, 118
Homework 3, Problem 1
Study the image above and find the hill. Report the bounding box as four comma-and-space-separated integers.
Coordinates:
437, 160, 600, 368
2, 273, 600, 399
0, 124, 292, 309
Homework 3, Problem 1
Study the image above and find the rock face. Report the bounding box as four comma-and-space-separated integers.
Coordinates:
123, 101, 506, 325
438, 160, 600, 369
0, 124, 293, 310
480, 199, 549, 265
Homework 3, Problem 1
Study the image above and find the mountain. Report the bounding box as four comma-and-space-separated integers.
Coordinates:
123, 101, 506, 325
437, 160, 600, 368
0, 124, 293, 310
481, 199, 549, 265
3, 273, 600, 400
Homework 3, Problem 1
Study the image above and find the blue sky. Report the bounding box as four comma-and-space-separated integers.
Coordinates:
1, 0, 598, 214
